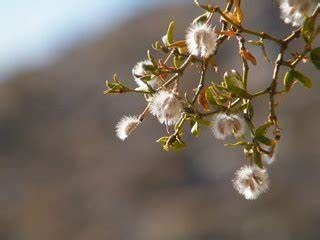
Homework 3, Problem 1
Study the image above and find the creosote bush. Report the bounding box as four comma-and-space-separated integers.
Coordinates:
105, 0, 320, 200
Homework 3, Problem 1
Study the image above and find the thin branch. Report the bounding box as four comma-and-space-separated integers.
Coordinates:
192, 60, 208, 104
158, 55, 193, 90
214, 7, 283, 45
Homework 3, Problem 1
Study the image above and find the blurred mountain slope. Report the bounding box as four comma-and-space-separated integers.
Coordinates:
0, 2, 320, 240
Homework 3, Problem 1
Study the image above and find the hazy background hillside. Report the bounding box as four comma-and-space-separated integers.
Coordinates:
1, 1, 320, 240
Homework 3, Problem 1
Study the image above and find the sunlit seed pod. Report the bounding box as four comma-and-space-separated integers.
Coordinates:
115, 116, 140, 141
149, 90, 183, 127
186, 23, 218, 59
232, 165, 270, 200
212, 113, 246, 140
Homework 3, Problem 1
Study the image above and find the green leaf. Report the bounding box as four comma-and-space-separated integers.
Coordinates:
254, 122, 274, 146
230, 102, 249, 114
205, 87, 219, 106
104, 83, 126, 94
174, 55, 184, 68
244, 101, 254, 120
140, 75, 152, 82
152, 41, 162, 51
147, 50, 158, 68
283, 70, 296, 92
255, 122, 272, 137
157, 137, 169, 144
284, 70, 312, 91
224, 72, 251, 98
225, 141, 248, 147
227, 85, 251, 98
162, 21, 175, 46
171, 141, 186, 151
163, 135, 186, 152
292, 70, 312, 89
253, 147, 263, 169
310, 47, 320, 70
142, 63, 156, 73
167, 21, 175, 44
213, 84, 226, 92
191, 121, 200, 137
112, 74, 120, 83
214, 96, 227, 105
224, 71, 244, 88
302, 17, 315, 43
255, 135, 274, 146
255, 122, 275, 146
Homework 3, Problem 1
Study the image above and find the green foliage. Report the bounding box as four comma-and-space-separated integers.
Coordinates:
205, 87, 220, 107
284, 70, 312, 91
190, 121, 200, 137
174, 55, 185, 68
302, 17, 316, 43
254, 122, 274, 147
147, 50, 158, 68
310, 47, 320, 70
253, 146, 263, 168
162, 21, 175, 46
104, 74, 128, 94
157, 135, 186, 151
225, 141, 249, 147
283, 70, 296, 92
255, 122, 272, 137
224, 72, 251, 98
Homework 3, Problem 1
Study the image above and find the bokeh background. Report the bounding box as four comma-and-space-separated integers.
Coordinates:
1, 1, 320, 239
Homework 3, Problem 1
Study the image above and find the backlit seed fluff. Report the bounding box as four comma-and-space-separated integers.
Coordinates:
233, 165, 270, 200
212, 113, 246, 140
149, 90, 183, 126
280, 0, 319, 27
186, 23, 218, 59
115, 116, 140, 141
132, 60, 160, 91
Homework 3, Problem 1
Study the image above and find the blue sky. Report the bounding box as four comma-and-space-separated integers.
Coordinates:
0, 0, 181, 79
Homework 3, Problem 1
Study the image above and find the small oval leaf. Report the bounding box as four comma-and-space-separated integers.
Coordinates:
283, 70, 296, 92
310, 47, 320, 70
292, 70, 312, 89
302, 17, 315, 43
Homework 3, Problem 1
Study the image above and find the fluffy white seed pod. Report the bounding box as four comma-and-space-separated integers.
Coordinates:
186, 23, 218, 59
212, 113, 246, 140
149, 91, 183, 126
280, 0, 318, 27
233, 165, 270, 200
115, 116, 140, 141
132, 60, 161, 91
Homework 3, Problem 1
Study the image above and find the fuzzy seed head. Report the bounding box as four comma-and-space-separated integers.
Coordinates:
186, 23, 218, 59
149, 91, 183, 126
115, 116, 140, 141
132, 60, 160, 91
233, 165, 270, 200
280, 0, 318, 27
212, 113, 246, 140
